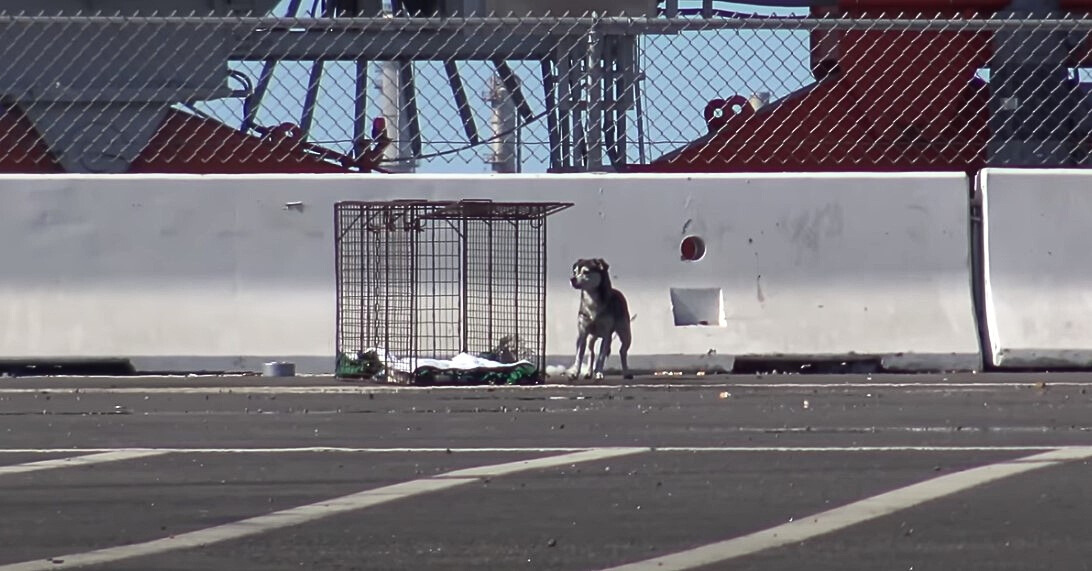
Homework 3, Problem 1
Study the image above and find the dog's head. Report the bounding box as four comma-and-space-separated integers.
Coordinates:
570, 258, 610, 290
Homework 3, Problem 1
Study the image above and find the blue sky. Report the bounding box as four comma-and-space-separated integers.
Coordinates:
195, 1, 810, 173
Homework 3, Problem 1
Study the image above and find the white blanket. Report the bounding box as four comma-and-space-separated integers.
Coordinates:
369, 347, 533, 373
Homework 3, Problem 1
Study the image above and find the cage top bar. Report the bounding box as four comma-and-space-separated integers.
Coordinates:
335, 199, 574, 221
424, 200, 573, 221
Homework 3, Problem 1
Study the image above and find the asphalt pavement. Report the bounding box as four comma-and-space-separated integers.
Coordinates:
0, 373, 1091, 570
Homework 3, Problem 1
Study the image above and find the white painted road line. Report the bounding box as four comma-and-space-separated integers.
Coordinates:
0, 447, 645, 571
0, 445, 1078, 455
0, 447, 598, 454
0, 451, 169, 477
600, 446, 1092, 571
0, 381, 1084, 395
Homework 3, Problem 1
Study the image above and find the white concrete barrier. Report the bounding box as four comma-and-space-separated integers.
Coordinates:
0, 172, 980, 373
979, 168, 1092, 368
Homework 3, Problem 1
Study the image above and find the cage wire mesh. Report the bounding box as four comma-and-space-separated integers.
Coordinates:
1, 8, 1091, 174
335, 199, 571, 385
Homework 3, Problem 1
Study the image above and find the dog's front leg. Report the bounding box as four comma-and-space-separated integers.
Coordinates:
585, 339, 597, 380
568, 334, 588, 379
593, 335, 612, 380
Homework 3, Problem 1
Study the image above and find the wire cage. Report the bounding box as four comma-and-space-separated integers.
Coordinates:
335, 199, 572, 385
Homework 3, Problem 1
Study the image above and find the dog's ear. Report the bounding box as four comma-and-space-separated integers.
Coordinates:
595, 258, 610, 271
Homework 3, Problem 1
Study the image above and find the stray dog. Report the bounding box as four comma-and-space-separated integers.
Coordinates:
568, 258, 633, 380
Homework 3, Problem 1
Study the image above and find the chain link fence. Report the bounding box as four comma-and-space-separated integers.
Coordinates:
0, 11, 1090, 173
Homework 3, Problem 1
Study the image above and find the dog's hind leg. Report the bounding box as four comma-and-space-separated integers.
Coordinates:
618, 326, 633, 380
568, 334, 588, 380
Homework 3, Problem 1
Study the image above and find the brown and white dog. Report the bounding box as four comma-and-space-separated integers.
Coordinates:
568, 258, 633, 380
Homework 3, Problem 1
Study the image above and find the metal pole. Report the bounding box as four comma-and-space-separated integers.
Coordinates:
512, 221, 520, 353
571, 43, 588, 169
300, 59, 325, 138
487, 222, 494, 348
379, 61, 415, 172
399, 60, 423, 159
486, 73, 517, 173
615, 36, 636, 167
556, 46, 574, 169
585, 29, 604, 170
445, 60, 480, 145
538, 218, 547, 379
353, 59, 369, 159
602, 36, 616, 167
542, 58, 561, 170
460, 217, 469, 355
634, 35, 647, 164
